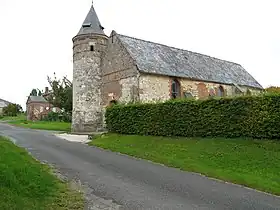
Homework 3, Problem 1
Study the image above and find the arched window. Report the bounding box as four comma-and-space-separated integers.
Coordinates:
171, 79, 181, 99
217, 86, 225, 97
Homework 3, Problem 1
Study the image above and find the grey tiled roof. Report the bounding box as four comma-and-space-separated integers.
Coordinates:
117, 34, 263, 89
28, 96, 48, 103
77, 5, 105, 36
0, 98, 11, 107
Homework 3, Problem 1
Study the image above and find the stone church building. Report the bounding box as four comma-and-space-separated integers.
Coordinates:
72, 4, 263, 133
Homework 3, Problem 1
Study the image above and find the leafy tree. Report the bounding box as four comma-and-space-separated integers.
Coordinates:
46, 72, 73, 113
3, 103, 23, 116
265, 86, 280, 94
29, 88, 43, 96
37, 89, 42, 96
30, 89, 38, 96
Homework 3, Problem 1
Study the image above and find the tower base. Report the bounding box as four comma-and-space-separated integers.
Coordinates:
71, 111, 105, 133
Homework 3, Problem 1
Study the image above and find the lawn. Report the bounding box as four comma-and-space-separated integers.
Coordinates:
0, 114, 26, 122
9, 120, 71, 132
0, 136, 84, 210
89, 133, 280, 195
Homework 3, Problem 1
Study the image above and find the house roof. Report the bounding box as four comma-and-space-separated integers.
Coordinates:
27, 96, 48, 103
116, 33, 263, 89
76, 5, 105, 36
0, 98, 11, 108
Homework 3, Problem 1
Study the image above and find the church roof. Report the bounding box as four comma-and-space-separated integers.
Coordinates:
117, 33, 263, 89
77, 5, 105, 36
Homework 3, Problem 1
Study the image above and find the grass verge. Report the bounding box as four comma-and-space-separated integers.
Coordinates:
89, 133, 280, 195
9, 120, 71, 132
0, 114, 26, 122
0, 136, 84, 209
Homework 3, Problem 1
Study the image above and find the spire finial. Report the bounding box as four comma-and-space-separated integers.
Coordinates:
91, 0, 93, 6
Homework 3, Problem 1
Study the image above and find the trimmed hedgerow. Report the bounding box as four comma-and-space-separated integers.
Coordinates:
105, 94, 280, 139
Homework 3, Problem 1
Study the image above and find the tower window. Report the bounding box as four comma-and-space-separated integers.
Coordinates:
82, 23, 91, 28
90, 45, 94, 51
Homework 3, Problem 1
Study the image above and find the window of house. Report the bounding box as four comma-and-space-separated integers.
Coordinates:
217, 86, 225, 97
171, 79, 181, 99
184, 92, 193, 98
90, 45, 94, 51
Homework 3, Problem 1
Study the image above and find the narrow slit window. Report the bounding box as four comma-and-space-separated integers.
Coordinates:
90, 45, 94, 51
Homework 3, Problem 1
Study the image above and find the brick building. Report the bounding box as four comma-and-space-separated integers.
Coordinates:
26, 96, 52, 121
72, 4, 263, 133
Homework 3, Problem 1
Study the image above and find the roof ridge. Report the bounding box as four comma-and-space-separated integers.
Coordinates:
0, 98, 11, 104
117, 33, 242, 67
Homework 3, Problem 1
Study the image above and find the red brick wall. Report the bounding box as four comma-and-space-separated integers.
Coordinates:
26, 102, 52, 121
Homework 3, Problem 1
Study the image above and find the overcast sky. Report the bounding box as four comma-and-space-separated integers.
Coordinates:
0, 0, 279, 108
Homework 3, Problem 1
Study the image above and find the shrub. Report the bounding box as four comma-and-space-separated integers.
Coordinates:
42, 111, 72, 123
105, 94, 280, 139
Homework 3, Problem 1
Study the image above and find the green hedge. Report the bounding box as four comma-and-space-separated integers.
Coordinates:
105, 94, 280, 139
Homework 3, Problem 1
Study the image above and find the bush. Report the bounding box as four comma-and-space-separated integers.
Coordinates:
2, 103, 22, 117
42, 111, 72, 123
105, 94, 280, 139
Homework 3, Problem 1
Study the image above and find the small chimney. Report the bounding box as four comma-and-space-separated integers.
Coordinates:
45, 87, 49, 94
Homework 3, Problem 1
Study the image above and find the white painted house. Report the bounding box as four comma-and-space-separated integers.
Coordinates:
0, 98, 11, 115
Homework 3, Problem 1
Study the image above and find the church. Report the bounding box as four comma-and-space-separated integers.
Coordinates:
71, 4, 263, 133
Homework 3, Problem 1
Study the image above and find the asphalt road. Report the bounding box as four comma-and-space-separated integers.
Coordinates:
1, 123, 280, 210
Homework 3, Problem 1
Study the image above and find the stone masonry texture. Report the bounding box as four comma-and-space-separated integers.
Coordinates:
72, 34, 108, 133
139, 73, 262, 103
101, 33, 139, 106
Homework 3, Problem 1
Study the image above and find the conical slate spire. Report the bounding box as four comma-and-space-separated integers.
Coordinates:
77, 5, 105, 36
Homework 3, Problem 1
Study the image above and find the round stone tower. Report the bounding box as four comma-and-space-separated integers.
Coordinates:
72, 5, 108, 133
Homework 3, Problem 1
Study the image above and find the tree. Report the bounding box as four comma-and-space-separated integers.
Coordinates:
46, 73, 73, 113
265, 86, 280, 94
29, 88, 43, 96
37, 89, 42, 96
3, 103, 23, 116
30, 89, 38, 96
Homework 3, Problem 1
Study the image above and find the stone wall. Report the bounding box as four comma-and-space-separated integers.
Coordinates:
101, 32, 139, 106
72, 34, 108, 133
139, 74, 170, 102
139, 73, 262, 103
